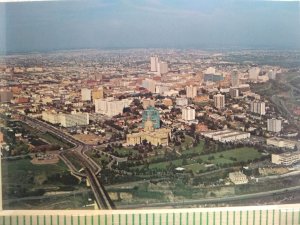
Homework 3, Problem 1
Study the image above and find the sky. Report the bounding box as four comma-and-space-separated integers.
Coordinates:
0, 0, 300, 54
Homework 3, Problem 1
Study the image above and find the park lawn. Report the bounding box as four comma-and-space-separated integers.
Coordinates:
181, 141, 205, 155
183, 163, 206, 173
196, 147, 262, 165
2, 158, 68, 186
113, 147, 138, 157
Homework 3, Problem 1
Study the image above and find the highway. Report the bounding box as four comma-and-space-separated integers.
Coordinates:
119, 185, 300, 209
20, 115, 115, 210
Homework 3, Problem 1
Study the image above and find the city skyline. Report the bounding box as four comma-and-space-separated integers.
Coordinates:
0, 0, 300, 54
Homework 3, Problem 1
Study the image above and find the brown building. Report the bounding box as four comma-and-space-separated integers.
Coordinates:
196, 123, 208, 132
163, 98, 173, 107
194, 95, 209, 103
0, 132, 4, 143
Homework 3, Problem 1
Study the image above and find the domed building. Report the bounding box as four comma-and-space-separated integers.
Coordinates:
126, 117, 171, 146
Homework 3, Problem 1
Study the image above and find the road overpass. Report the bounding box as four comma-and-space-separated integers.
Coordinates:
19, 115, 115, 210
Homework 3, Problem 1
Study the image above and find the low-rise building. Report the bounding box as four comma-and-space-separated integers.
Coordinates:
272, 151, 300, 165
266, 137, 298, 149
126, 118, 171, 146
201, 129, 250, 143
229, 171, 248, 185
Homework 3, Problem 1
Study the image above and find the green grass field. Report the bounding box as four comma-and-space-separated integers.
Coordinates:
132, 147, 262, 172
2, 158, 68, 187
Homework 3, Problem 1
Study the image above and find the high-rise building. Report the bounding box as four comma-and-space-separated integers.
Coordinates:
182, 106, 196, 121
231, 70, 240, 87
213, 93, 225, 109
150, 56, 159, 72
142, 78, 156, 93
81, 88, 92, 101
249, 67, 260, 82
142, 106, 160, 129
92, 87, 104, 102
157, 61, 169, 75
267, 118, 282, 133
250, 101, 266, 115
95, 98, 132, 117
186, 85, 197, 98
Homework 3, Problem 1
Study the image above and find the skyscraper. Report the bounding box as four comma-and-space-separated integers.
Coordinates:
213, 93, 225, 109
150, 56, 159, 72
142, 106, 160, 129
157, 61, 169, 75
231, 70, 239, 87
186, 85, 197, 98
267, 118, 282, 133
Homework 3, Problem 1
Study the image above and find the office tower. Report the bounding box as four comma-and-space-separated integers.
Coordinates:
249, 67, 260, 82
186, 85, 197, 98
182, 106, 196, 121
231, 70, 240, 87
142, 106, 160, 129
81, 88, 92, 101
267, 118, 282, 133
150, 56, 159, 72
250, 101, 266, 115
157, 61, 169, 75
213, 93, 225, 109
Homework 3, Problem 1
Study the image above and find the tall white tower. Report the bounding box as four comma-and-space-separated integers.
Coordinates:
213, 93, 225, 109
150, 56, 159, 72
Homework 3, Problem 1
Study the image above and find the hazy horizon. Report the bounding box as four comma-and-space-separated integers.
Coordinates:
0, 0, 300, 55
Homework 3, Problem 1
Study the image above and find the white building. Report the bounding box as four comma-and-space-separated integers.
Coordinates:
158, 61, 169, 75
155, 84, 169, 95
142, 78, 156, 93
249, 67, 260, 82
272, 151, 300, 165
229, 171, 248, 185
186, 85, 197, 98
267, 137, 298, 149
150, 56, 159, 72
213, 93, 225, 109
42, 111, 60, 124
250, 101, 266, 115
201, 129, 250, 143
176, 97, 188, 106
182, 107, 195, 121
95, 98, 132, 117
81, 88, 92, 101
59, 112, 89, 128
231, 70, 239, 87
267, 118, 282, 133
